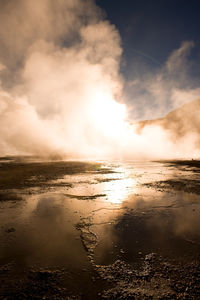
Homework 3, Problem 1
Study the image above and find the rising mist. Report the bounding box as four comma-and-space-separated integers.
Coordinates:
0, 0, 199, 159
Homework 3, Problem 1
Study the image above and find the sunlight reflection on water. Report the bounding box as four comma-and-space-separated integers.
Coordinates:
1, 160, 200, 269
103, 175, 137, 204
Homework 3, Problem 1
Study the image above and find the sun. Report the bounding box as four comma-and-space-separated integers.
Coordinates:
90, 91, 127, 139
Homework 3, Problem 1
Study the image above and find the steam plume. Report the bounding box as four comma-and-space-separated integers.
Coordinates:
0, 0, 124, 157
0, 0, 199, 159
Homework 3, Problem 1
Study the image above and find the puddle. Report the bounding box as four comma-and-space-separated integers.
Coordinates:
0, 158, 200, 298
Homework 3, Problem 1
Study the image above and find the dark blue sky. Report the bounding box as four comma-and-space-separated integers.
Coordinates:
96, 0, 200, 119
97, 0, 200, 76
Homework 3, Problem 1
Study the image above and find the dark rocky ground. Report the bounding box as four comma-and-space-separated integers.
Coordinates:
0, 157, 200, 299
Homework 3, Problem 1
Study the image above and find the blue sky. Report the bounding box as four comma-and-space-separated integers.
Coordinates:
97, 0, 200, 69
96, 0, 200, 119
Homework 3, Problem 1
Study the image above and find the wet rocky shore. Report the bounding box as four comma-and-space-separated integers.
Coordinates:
0, 157, 200, 299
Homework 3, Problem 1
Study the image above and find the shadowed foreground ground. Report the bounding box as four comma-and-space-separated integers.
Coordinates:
0, 157, 200, 299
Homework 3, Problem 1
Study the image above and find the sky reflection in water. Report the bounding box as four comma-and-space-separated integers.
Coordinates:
0, 161, 200, 269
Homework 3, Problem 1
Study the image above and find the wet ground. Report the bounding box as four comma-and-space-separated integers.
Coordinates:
0, 157, 200, 299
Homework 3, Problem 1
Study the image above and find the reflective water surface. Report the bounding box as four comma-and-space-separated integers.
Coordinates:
0, 159, 200, 298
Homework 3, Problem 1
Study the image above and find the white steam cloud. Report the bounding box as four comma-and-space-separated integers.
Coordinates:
0, 0, 124, 157
126, 41, 200, 120
0, 0, 199, 159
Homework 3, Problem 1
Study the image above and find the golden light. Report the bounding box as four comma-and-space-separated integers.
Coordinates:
90, 92, 127, 139
102, 167, 137, 204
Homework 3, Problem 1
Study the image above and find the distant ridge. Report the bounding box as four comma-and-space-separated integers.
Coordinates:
136, 99, 200, 139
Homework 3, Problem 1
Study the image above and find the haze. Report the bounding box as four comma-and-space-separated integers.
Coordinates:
0, 0, 199, 159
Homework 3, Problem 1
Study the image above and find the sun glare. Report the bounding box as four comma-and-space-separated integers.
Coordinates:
102, 166, 137, 204
91, 93, 127, 138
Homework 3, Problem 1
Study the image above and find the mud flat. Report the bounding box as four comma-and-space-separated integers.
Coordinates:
0, 157, 200, 299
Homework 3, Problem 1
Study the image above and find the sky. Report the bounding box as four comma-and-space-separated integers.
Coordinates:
97, 0, 200, 120
97, 0, 200, 70
0, 0, 199, 159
